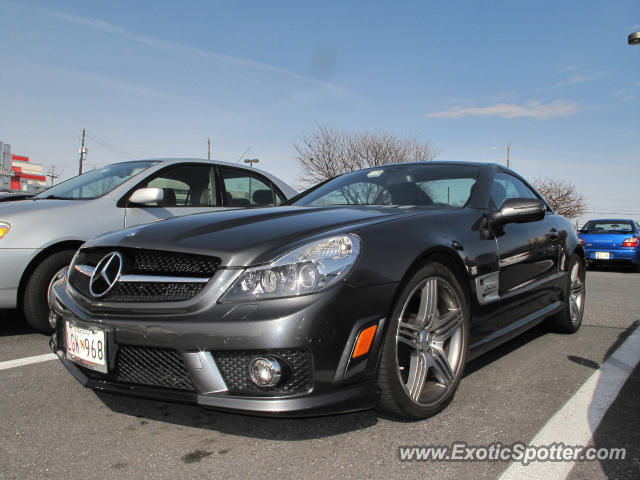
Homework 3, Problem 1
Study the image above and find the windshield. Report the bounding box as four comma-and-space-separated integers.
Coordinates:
34, 161, 157, 200
581, 220, 634, 234
293, 164, 480, 207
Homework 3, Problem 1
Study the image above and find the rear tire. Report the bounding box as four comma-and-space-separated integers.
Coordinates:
376, 261, 469, 420
552, 254, 586, 333
22, 250, 75, 333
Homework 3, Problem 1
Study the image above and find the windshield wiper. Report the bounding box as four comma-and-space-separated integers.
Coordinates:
36, 195, 74, 200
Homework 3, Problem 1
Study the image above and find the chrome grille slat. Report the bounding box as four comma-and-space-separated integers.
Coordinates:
68, 247, 219, 303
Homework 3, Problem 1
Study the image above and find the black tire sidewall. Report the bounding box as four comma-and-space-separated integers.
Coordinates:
23, 250, 75, 333
554, 254, 586, 333
377, 261, 470, 419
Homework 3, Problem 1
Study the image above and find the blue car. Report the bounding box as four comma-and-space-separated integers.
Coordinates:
579, 219, 640, 271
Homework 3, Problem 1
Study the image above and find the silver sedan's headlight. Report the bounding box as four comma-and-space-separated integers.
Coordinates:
220, 234, 361, 302
0, 222, 10, 240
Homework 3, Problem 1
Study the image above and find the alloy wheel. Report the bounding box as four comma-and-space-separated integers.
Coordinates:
395, 276, 465, 406
569, 261, 585, 325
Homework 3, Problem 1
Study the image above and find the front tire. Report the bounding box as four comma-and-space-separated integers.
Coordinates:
23, 250, 75, 333
377, 261, 469, 420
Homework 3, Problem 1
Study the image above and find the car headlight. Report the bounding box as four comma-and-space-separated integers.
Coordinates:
220, 234, 361, 302
0, 222, 10, 240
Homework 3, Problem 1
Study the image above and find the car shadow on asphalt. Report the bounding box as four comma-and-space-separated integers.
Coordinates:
0, 310, 37, 337
95, 390, 379, 440
572, 320, 640, 478
462, 321, 549, 378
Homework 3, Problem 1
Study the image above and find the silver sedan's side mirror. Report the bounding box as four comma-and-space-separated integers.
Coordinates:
129, 187, 164, 205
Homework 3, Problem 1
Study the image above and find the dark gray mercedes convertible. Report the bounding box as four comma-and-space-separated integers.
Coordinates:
49, 162, 585, 419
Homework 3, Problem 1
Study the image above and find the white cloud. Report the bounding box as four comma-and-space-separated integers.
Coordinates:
37, 9, 305, 80
426, 100, 580, 119
555, 72, 604, 87
613, 89, 636, 102
33, 6, 352, 98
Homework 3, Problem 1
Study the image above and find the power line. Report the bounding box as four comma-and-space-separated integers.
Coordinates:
85, 134, 133, 159
84, 131, 135, 160
236, 146, 251, 163
46, 165, 60, 186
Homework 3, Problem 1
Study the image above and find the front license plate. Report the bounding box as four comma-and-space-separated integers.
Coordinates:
66, 322, 107, 373
595, 252, 611, 260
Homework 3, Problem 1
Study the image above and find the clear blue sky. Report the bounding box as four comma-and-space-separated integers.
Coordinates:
1, 0, 638, 221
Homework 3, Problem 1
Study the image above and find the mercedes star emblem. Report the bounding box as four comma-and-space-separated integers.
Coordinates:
89, 252, 123, 298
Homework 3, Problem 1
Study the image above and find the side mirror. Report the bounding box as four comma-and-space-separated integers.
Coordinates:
129, 187, 163, 205
490, 197, 546, 225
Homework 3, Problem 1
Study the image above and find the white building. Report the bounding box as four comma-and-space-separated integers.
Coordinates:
0, 141, 47, 193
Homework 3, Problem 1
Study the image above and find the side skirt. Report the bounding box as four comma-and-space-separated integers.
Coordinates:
467, 301, 563, 362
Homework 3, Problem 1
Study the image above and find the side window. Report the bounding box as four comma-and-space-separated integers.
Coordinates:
417, 178, 476, 207
144, 165, 217, 207
491, 172, 538, 209
219, 168, 283, 207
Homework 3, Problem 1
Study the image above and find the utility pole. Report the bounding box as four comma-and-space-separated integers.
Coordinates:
207, 137, 211, 160
506, 143, 511, 169
46, 165, 59, 186
78, 128, 87, 175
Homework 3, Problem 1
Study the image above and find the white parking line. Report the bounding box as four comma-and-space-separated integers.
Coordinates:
0, 353, 58, 371
499, 323, 640, 480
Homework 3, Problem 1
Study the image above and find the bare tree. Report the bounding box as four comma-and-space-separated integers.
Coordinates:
294, 126, 439, 186
532, 177, 586, 219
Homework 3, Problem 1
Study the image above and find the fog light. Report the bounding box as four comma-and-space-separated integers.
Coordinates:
249, 356, 282, 387
48, 311, 60, 329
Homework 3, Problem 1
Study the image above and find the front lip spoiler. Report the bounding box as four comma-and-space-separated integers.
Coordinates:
50, 338, 380, 418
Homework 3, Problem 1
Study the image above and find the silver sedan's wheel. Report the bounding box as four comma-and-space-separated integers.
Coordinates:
47, 266, 68, 308
396, 276, 465, 406
23, 249, 76, 333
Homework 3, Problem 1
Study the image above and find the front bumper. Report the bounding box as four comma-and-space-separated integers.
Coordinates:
0, 248, 39, 309
49, 273, 396, 416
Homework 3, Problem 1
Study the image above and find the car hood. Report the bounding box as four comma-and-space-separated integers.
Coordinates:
0, 199, 85, 219
85, 205, 424, 267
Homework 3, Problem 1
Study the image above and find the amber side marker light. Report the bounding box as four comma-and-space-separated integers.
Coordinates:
352, 324, 378, 358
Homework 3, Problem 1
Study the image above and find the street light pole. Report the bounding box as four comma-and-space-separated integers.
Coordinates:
243, 159, 259, 200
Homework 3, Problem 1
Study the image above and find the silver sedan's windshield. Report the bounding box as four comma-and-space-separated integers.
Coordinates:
34, 161, 157, 200
293, 164, 480, 207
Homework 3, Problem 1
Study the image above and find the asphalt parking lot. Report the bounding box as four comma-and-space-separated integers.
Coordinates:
1, 268, 639, 480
